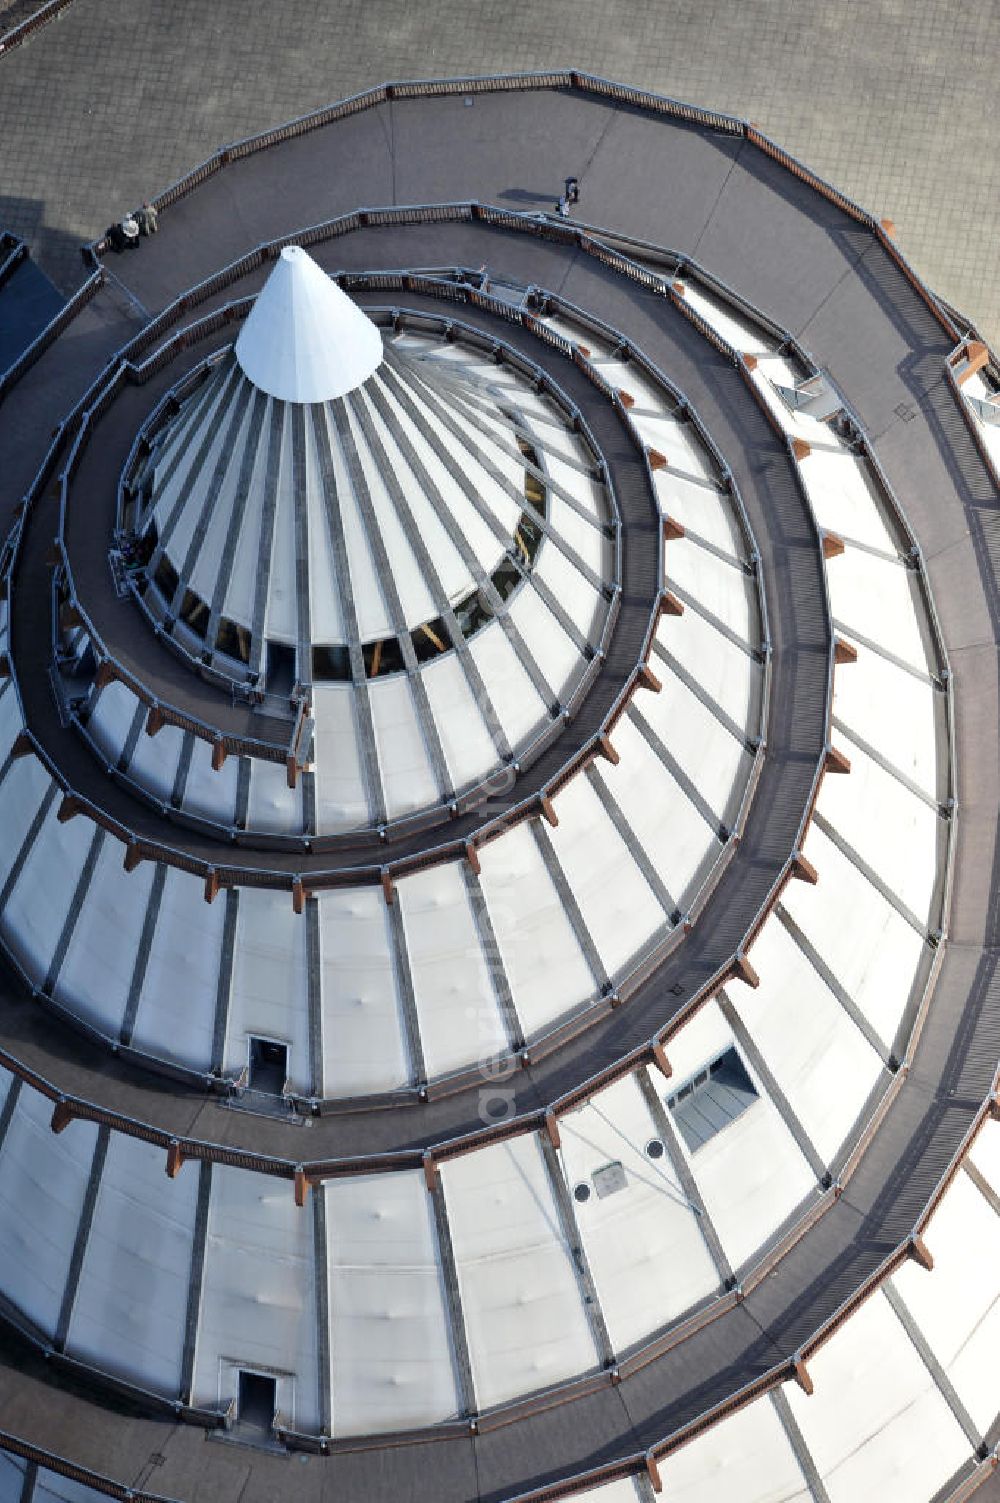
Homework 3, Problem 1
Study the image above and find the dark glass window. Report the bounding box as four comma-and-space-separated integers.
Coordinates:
666, 1047, 758, 1152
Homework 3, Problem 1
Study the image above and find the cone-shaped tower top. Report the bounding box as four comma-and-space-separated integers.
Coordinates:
234, 244, 383, 403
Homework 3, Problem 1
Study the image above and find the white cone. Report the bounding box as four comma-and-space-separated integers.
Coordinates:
235, 244, 383, 403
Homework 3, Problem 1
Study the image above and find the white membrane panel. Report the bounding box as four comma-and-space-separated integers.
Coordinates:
442, 1133, 599, 1408
0, 1089, 98, 1334
369, 371, 504, 580
226, 887, 310, 1093
467, 622, 549, 748
130, 866, 223, 1068
962, 370, 1000, 472
420, 652, 500, 795
736, 917, 883, 1165
325, 1171, 459, 1433
606, 715, 720, 909
67, 1132, 198, 1394
356, 380, 475, 603
557, 1482, 643, 1503
816, 735, 939, 925
182, 738, 238, 825
679, 283, 773, 356
2, 796, 92, 981
264, 433, 297, 644
784, 1288, 971, 1503
343, 400, 436, 630
797, 450, 897, 554
659, 1390, 811, 1502
781, 823, 925, 1051
0, 681, 21, 764
544, 454, 605, 530
968, 1118, 1000, 1195
832, 640, 940, 800
316, 886, 410, 1097
127, 718, 185, 804
546, 773, 663, 978
85, 680, 135, 764
0, 754, 51, 892
192, 1166, 321, 1430
532, 540, 602, 644
313, 684, 370, 831
637, 655, 752, 828
0, 1454, 26, 1503
667, 539, 755, 642
476, 819, 596, 1038
247, 755, 303, 834
891, 1169, 1000, 1434
368, 673, 440, 820
324, 407, 392, 644
220, 400, 274, 627
55, 840, 155, 1039
631, 408, 716, 482
150, 367, 237, 541
827, 550, 930, 674
656, 606, 756, 737
663, 1002, 815, 1271
558, 1074, 719, 1351
506, 585, 581, 702
185, 400, 249, 606
397, 861, 507, 1079
654, 468, 744, 558
162, 403, 239, 569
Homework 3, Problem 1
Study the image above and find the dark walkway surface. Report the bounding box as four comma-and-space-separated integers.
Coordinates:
3, 217, 832, 1152
0, 250, 62, 370
0, 82, 997, 1503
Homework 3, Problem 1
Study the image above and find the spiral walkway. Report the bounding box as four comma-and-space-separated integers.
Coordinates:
0, 73, 997, 1503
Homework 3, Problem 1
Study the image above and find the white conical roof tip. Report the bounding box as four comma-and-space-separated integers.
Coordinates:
234, 244, 383, 404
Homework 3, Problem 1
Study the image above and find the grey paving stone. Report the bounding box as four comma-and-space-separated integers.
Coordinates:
0, 0, 995, 344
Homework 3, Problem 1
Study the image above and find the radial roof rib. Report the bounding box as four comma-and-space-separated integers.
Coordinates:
358, 370, 557, 711
202, 384, 269, 660
209, 888, 239, 1076
290, 404, 313, 688
408, 352, 605, 531
247, 400, 287, 682
53, 1124, 110, 1353
323, 400, 451, 803
416, 354, 599, 478
634, 1065, 735, 1287
146, 360, 244, 571
585, 761, 678, 921
307, 404, 388, 826
179, 1160, 212, 1407
167, 374, 257, 622
141, 363, 237, 526
537, 1129, 617, 1367
372, 360, 561, 706
391, 347, 605, 592
346, 384, 513, 765
41, 824, 105, 998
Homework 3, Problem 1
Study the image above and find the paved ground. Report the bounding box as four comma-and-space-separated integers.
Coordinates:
0, 0, 998, 341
